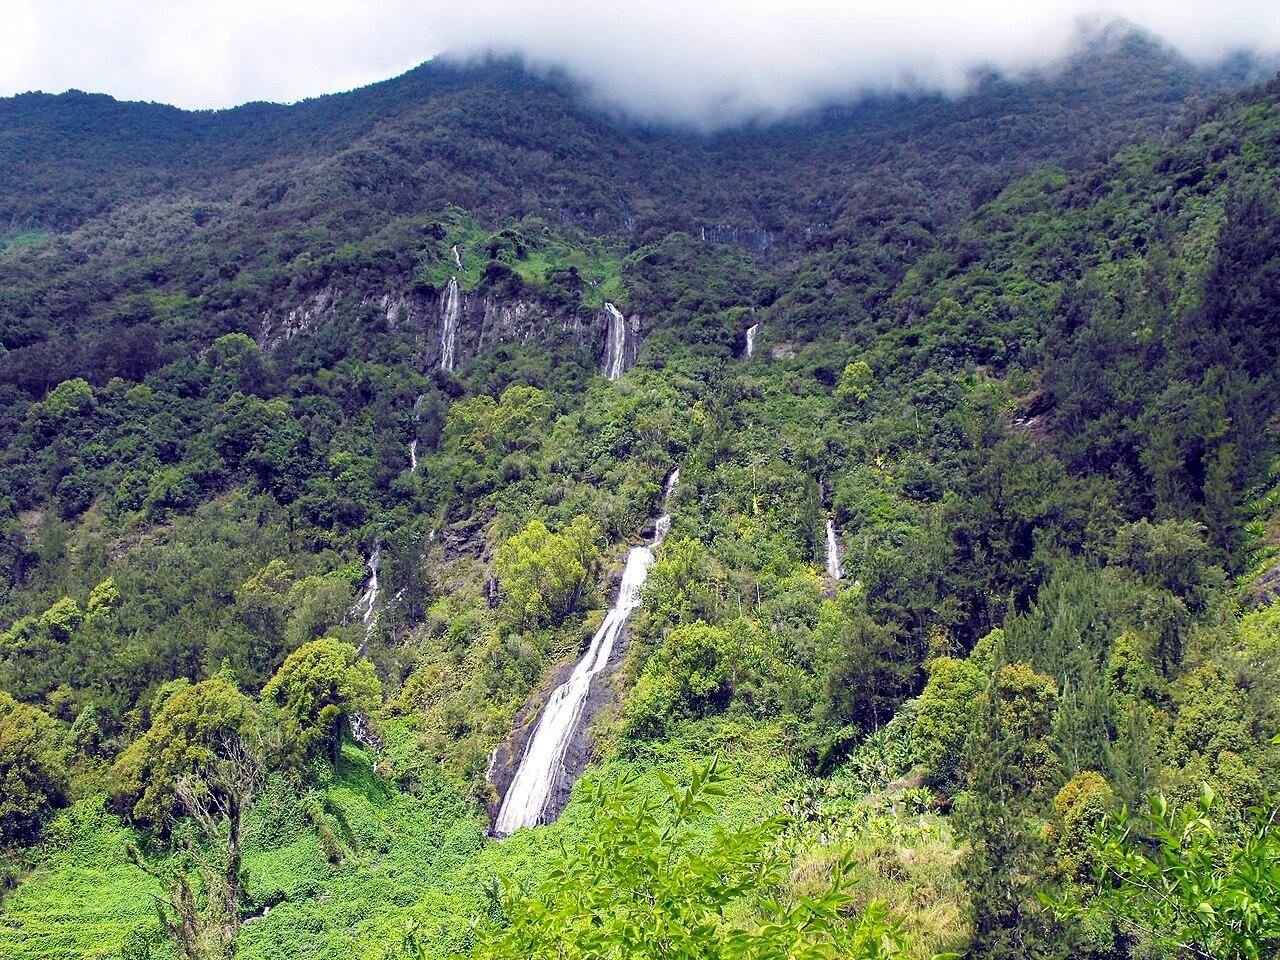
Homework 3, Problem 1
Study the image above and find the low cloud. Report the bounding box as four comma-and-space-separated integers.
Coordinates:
432, 1, 1280, 127
2, 2, 1278, 128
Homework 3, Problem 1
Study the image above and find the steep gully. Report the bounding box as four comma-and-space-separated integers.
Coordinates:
348, 547, 383, 761
361, 318, 809, 826
825, 520, 842, 581
491, 468, 680, 836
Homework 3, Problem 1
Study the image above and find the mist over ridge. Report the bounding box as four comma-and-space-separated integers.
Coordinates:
431, 3, 1280, 129
3, 2, 1279, 129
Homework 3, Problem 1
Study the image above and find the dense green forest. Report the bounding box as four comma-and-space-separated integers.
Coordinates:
1, 31, 1278, 960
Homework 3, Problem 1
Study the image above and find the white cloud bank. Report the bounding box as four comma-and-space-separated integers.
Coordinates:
1, 1, 1278, 127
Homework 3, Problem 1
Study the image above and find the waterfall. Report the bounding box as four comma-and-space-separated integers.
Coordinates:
452, 244, 463, 269
350, 545, 381, 655
603, 303, 628, 381
347, 546, 386, 768
408, 393, 425, 473
825, 521, 842, 580
493, 469, 680, 836
745, 323, 760, 358
439, 278, 460, 372
349, 711, 382, 767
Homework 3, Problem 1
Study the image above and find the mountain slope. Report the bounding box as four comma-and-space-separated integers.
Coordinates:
0, 32, 1278, 960
0, 32, 1250, 238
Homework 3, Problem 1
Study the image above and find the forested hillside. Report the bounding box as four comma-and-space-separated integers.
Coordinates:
1, 29, 1278, 960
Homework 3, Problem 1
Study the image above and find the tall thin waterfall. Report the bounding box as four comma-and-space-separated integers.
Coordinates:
451, 244, 463, 269
347, 546, 383, 764
493, 469, 680, 836
350, 545, 381, 655
439, 278, 460, 373
408, 393, 425, 473
603, 303, 627, 380
745, 323, 760, 358
825, 521, 842, 580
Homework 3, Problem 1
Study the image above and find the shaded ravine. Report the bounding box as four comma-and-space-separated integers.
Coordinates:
491, 469, 680, 836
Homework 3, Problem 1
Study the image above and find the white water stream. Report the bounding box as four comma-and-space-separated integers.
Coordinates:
440, 278, 460, 372
745, 323, 760, 358
603, 302, 628, 380
493, 469, 679, 836
408, 393, 425, 473
350, 545, 381, 655
348, 546, 383, 764
825, 520, 842, 580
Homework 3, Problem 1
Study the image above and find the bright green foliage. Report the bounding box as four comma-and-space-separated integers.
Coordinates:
993, 663, 1056, 738
1105, 629, 1164, 703
641, 537, 723, 631
990, 663, 1060, 793
623, 622, 735, 736
28, 378, 95, 434
4, 45, 1280, 960
0, 228, 51, 252
1237, 600, 1280, 655
0, 742, 489, 960
1167, 663, 1253, 764
914, 657, 984, 789
85, 577, 120, 625
411, 212, 625, 310
203, 333, 265, 400
261, 638, 380, 763
1046, 772, 1115, 882
494, 516, 600, 629
1056, 787, 1280, 960
444, 385, 552, 460
835, 361, 874, 406
0, 692, 67, 844
108, 676, 254, 827
466, 758, 905, 960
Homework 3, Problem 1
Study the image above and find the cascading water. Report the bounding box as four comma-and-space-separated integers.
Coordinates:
350, 545, 381, 654
348, 546, 383, 765
408, 393, 425, 473
825, 520, 842, 580
452, 244, 463, 269
493, 469, 680, 836
745, 323, 760, 358
439, 277, 460, 373
603, 302, 628, 381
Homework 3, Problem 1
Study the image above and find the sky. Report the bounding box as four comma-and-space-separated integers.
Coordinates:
2, 1, 1279, 128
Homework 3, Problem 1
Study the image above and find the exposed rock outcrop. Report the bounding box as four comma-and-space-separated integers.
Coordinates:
257, 279, 642, 376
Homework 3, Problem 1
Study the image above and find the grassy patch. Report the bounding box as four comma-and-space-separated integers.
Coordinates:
0, 229, 52, 254
0, 743, 489, 960
412, 209, 625, 310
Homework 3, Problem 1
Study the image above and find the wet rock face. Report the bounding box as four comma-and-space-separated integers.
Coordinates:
483, 567, 639, 834
257, 286, 340, 349
599, 303, 640, 380
700, 223, 774, 254
257, 281, 637, 374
